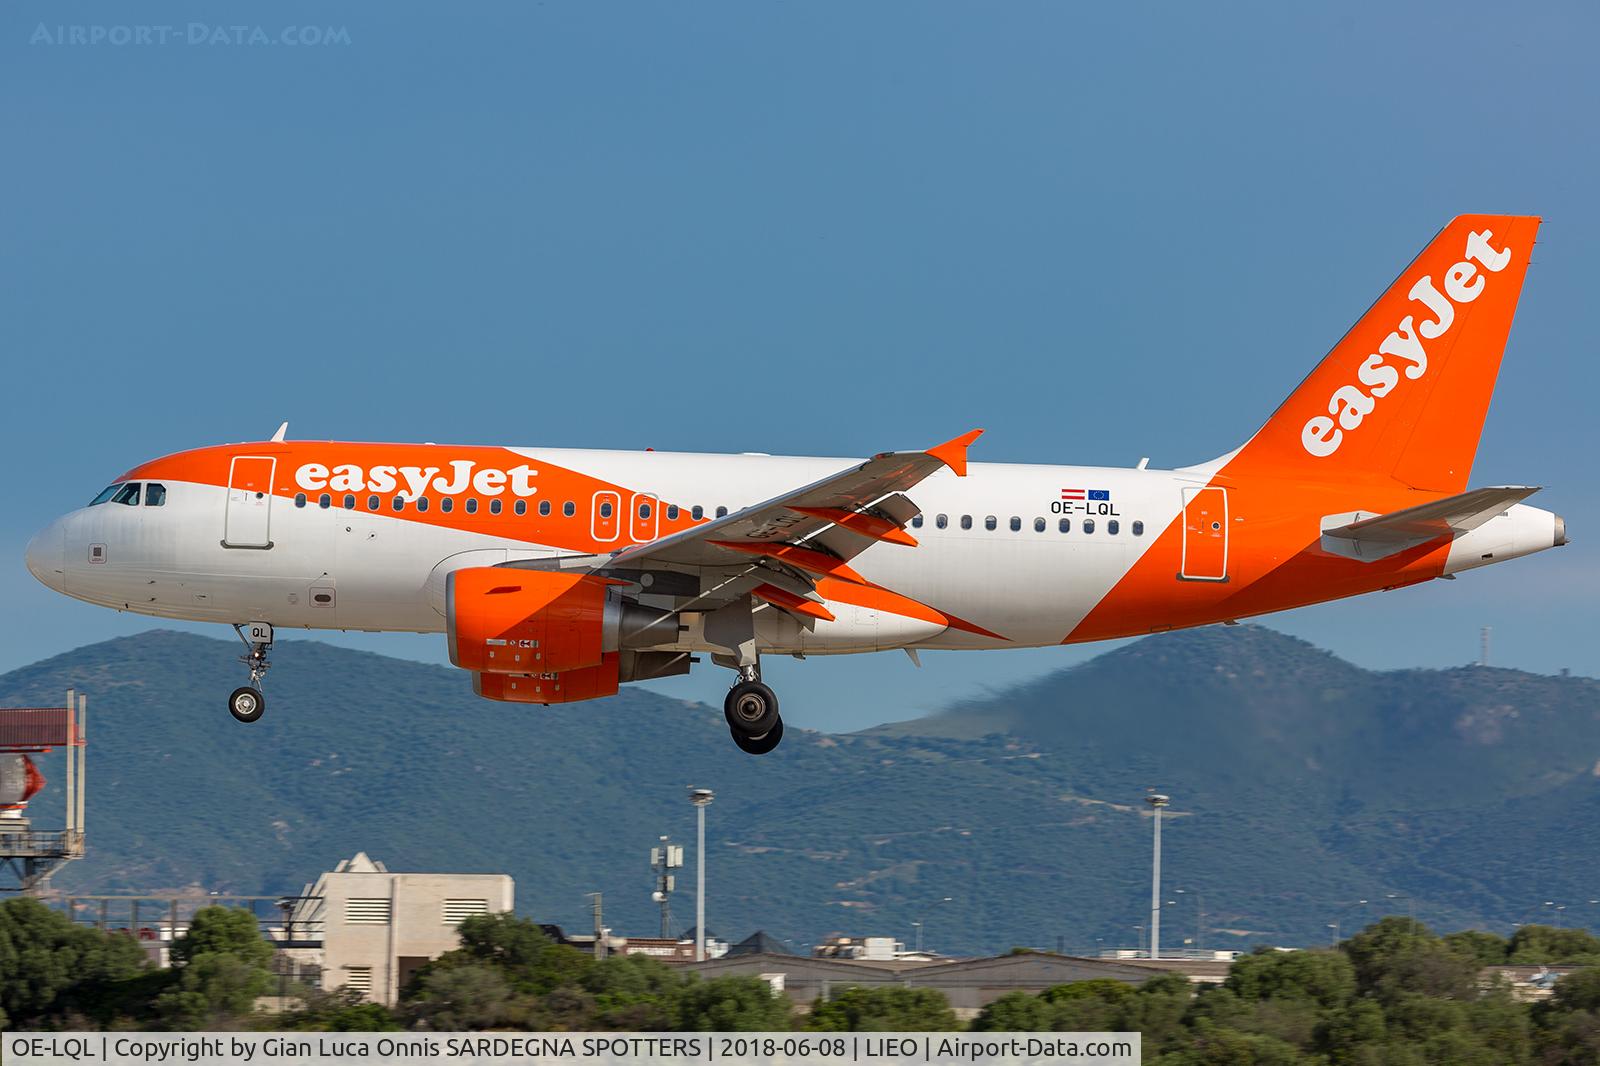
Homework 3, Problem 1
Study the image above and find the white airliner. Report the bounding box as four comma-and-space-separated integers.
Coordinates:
26, 215, 1564, 752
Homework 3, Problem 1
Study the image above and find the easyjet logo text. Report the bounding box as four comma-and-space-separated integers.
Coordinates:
1301, 229, 1512, 458
295, 461, 539, 498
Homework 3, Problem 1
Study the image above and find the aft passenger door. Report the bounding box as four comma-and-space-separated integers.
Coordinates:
224, 456, 276, 549
1179, 486, 1228, 581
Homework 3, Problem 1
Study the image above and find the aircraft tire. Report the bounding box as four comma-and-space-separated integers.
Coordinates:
229, 686, 266, 724
731, 717, 783, 755
724, 680, 780, 737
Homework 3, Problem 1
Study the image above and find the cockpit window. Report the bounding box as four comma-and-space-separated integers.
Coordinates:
89, 484, 122, 506
111, 483, 143, 507
144, 483, 167, 507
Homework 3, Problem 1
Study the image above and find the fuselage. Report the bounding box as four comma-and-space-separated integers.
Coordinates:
24, 440, 1565, 656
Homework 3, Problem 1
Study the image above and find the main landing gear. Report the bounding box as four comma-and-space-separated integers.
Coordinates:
229, 622, 274, 724
724, 664, 784, 755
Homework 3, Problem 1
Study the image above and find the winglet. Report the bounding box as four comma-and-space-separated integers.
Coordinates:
270, 421, 289, 443
927, 429, 984, 477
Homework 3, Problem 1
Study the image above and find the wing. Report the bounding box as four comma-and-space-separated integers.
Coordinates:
1320, 486, 1540, 561
605, 428, 981, 573
504, 429, 982, 622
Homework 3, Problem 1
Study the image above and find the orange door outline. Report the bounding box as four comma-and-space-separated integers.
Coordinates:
224, 456, 276, 549
629, 493, 659, 542
1179, 486, 1228, 581
591, 490, 621, 542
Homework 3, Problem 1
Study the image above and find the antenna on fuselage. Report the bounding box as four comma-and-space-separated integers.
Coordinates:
270, 422, 289, 443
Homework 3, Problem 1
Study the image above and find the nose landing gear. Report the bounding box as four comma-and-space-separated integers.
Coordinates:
723, 664, 784, 755
229, 622, 273, 724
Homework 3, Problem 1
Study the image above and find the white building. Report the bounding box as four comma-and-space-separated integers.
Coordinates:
291, 852, 514, 1006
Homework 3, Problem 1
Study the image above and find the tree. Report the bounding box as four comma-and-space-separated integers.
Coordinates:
430, 913, 592, 996
1226, 948, 1357, 1011
154, 953, 273, 1029
284, 988, 403, 1031
170, 906, 274, 969
806, 986, 957, 1031
404, 962, 521, 1031
972, 991, 1054, 1031
674, 976, 792, 1031
0, 897, 148, 1026
581, 953, 685, 1031
1341, 918, 1478, 1003
1444, 930, 1510, 967
1507, 925, 1600, 966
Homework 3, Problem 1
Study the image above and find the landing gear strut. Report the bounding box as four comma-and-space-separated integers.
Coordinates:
229, 622, 273, 724
723, 663, 783, 755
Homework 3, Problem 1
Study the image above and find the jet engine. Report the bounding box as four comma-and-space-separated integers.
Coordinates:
446, 566, 678, 689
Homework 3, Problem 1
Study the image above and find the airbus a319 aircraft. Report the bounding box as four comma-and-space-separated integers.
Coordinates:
26, 215, 1564, 753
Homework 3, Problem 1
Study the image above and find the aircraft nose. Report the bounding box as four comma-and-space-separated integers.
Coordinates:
25, 520, 66, 592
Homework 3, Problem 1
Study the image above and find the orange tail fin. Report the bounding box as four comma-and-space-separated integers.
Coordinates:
1225, 215, 1540, 492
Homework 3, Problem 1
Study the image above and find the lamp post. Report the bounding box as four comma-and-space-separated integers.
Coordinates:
1146, 792, 1170, 960
1329, 899, 1369, 947
1387, 892, 1415, 937
912, 897, 953, 955
689, 787, 714, 961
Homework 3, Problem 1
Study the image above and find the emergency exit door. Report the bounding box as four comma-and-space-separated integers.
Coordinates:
591, 491, 621, 542
1179, 486, 1228, 581
224, 456, 276, 549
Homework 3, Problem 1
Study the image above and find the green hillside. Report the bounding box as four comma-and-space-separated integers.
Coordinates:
3, 626, 1596, 955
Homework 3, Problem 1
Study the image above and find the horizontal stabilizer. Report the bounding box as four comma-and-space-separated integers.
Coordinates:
1320, 486, 1540, 561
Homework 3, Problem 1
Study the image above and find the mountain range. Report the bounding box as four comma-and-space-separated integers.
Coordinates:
2, 625, 1596, 955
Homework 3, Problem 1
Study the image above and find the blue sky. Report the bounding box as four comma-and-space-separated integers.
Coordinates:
2, 1, 1596, 733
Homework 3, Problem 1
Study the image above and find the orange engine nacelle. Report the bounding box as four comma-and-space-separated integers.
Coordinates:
447, 567, 610, 675
472, 654, 621, 705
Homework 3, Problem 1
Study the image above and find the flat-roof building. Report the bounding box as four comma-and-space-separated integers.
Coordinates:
290, 852, 513, 1006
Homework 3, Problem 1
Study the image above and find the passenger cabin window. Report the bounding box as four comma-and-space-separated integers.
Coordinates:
691, 505, 704, 520
911, 514, 924, 528
984, 516, 997, 531
666, 505, 679, 521
1133, 520, 1145, 536
144, 483, 167, 507
392, 496, 405, 511
1034, 517, 1046, 532
515, 500, 526, 515
563, 501, 576, 517
960, 515, 972, 530
716, 506, 728, 518
1009, 516, 1021, 532
490, 499, 503, 515
111, 483, 142, 507
638, 502, 652, 519
367, 495, 380, 511
538, 500, 551, 517
1059, 518, 1071, 533
1083, 518, 1096, 534
294, 493, 308, 508
343, 494, 356, 509
319, 493, 332, 509
936, 514, 948, 529
465, 498, 479, 514
416, 496, 429, 512
599, 501, 613, 519
440, 497, 453, 513
89, 484, 122, 506
1108, 519, 1119, 535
